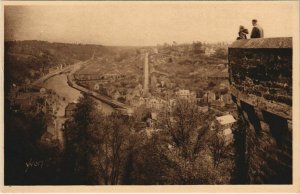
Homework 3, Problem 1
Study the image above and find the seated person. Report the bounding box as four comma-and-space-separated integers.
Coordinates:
237, 25, 249, 40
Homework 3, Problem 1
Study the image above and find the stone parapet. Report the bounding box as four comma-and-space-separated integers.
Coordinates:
228, 37, 292, 184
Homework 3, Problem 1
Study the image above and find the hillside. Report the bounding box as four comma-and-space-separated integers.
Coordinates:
4, 40, 114, 87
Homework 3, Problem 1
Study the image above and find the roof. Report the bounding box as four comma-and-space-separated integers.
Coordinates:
216, 114, 236, 125
229, 37, 292, 49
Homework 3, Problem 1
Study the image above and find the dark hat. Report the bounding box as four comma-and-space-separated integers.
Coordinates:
252, 19, 257, 22
242, 28, 249, 34
239, 25, 248, 33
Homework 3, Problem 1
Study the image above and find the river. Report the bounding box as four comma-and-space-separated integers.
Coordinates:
43, 73, 114, 145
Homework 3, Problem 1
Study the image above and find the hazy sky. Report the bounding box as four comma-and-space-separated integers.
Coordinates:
4, 1, 299, 46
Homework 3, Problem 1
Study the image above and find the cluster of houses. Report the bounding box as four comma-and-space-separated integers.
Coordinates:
63, 83, 237, 145
139, 88, 237, 144
156, 41, 218, 58
9, 85, 57, 114
202, 91, 233, 107
71, 44, 235, 144
175, 89, 197, 102
140, 102, 236, 145
75, 72, 125, 82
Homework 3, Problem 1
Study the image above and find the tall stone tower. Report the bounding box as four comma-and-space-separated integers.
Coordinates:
228, 37, 292, 184
143, 52, 149, 95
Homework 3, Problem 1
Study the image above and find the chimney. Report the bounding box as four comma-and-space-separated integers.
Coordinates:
143, 52, 149, 95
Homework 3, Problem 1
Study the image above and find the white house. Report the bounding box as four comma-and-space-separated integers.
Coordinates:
205, 48, 216, 56
204, 92, 216, 103
212, 114, 237, 144
176, 89, 197, 101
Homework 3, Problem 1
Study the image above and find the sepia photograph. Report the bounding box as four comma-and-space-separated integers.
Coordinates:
1, 1, 300, 192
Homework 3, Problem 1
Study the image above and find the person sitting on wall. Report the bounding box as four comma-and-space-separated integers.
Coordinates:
250, 19, 264, 38
237, 25, 249, 40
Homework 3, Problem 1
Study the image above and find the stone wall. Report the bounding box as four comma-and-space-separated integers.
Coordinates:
228, 37, 292, 184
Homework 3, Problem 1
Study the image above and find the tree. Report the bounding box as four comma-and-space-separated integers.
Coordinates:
207, 119, 235, 183
4, 106, 61, 185
62, 95, 134, 185
196, 89, 204, 98
91, 112, 131, 185
213, 47, 227, 59
156, 98, 215, 184
192, 42, 204, 54
159, 99, 207, 159
208, 121, 228, 168
208, 81, 217, 88
62, 95, 99, 184
231, 114, 248, 184
122, 134, 172, 185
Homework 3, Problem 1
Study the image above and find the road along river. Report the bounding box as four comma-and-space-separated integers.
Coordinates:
44, 73, 115, 114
